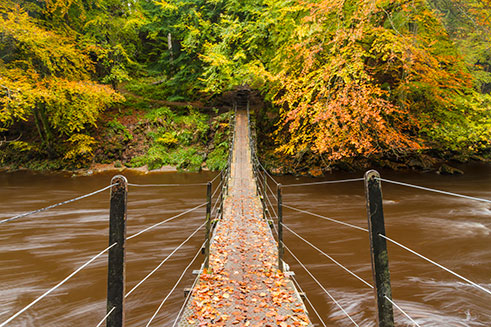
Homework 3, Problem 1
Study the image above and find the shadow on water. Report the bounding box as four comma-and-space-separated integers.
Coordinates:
0, 164, 489, 326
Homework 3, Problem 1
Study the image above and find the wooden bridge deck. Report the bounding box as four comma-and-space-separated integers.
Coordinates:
179, 110, 313, 326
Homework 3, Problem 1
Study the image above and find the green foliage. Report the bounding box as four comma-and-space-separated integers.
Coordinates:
1, 0, 490, 170
206, 141, 228, 171
0, 2, 122, 166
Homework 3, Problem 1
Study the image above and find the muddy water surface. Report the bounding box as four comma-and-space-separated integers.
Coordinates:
0, 164, 489, 326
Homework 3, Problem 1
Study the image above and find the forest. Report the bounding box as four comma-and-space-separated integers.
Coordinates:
0, 0, 490, 173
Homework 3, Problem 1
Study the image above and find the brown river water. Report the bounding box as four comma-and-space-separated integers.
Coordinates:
0, 164, 489, 326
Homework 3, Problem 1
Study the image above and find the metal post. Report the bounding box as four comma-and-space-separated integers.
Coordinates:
107, 175, 127, 327
204, 182, 212, 270
277, 184, 283, 272
261, 171, 266, 220
364, 170, 394, 327
219, 171, 224, 220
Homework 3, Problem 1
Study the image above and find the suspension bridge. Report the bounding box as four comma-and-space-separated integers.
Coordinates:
0, 97, 490, 327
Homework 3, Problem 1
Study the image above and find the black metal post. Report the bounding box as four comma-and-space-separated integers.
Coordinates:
107, 175, 127, 327
364, 170, 394, 327
204, 182, 212, 270
219, 171, 224, 220
277, 184, 283, 272
260, 171, 266, 221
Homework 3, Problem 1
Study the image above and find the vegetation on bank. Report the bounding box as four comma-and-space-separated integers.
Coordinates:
0, 0, 490, 173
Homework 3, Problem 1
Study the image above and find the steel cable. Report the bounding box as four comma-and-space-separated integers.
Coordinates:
172, 269, 201, 327
255, 158, 280, 186
128, 182, 208, 187
127, 202, 206, 240
0, 184, 116, 225
384, 296, 421, 327
283, 223, 373, 289
0, 243, 117, 327
280, 178, 364, 188
378, 178, 491, 204
283, 204, 368, 232
125, 222, 205, 298
146, 242, 204, 326
95, 306, 115, 327
283, 244, 361, 327
291, 276, 328, 327
379, 234, 491, 296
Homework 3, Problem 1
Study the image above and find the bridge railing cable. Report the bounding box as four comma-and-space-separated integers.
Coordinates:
378, 178, 491, 204
172, 268, 201, 327
283, 223, 423, 326
283, 244, 361, 327
280, 178, 364, 188
283, 204, 368, 232
379, 233, 491, 296
127, 202, 206, 240
146, 241, 205, 327
283, 223, 373, 289
95, 306, 116, 327
384, 296, 421, 327
290, 276, 328, 327
128, 182, 208, 187
0, 243, 117, 327
0, 183, 116, 224
125, 222, 205, 298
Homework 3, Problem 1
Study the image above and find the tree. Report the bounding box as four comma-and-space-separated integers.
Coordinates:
0, 2, 122, 162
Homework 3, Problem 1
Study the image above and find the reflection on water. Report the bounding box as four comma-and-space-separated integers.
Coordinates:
0, 164, 489, 326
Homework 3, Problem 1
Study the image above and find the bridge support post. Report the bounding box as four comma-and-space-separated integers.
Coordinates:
364, 170, 394, 327
219, 171, 224, 221
277, 184, 284, 272
261, 171, 266, 220
204, 182, 212, 270
107, 175, 128, 327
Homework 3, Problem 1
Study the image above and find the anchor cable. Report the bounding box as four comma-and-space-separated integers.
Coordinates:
146, 242, 204, 326
0, 243, 116, 327
172, 269, 201, 327
281, 178, 364, 188
283, 204, 368, 232
283, 223, 373, 289
384, 296, 421, 327
128, 182, 208, 187
127, 202, 206, 240
284, 244, 361, 327
378, 178, 491, 204
125, 222, 205, 298
95, 306, 115, 327
380, 234, 491, 296
291, 276, 328, 327
0, 184, 116, 225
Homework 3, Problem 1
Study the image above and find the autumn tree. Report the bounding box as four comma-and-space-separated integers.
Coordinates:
0, 2, 121, 163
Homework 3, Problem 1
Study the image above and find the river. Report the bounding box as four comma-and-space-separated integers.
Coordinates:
0, 164, 489, 326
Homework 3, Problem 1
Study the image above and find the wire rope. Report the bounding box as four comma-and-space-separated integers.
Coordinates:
378, 178, 491, 204
127, 203, 206, 240
125, 222, 205, 298
145, 243, 204, 326
128, 183, 207, 187
291, 276, 328, 327
379, 234, 491, 296
95, 306, 115, 327
283, 204, 368, 232
283, 223, 373, 289
281, 178, 364, 188
0, 184, 116, 225
0, 243, 116, 327
384, 296, 421, 327
284, 244, 361, 327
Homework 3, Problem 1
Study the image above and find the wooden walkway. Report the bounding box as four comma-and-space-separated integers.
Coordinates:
179, 110, 313, 326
